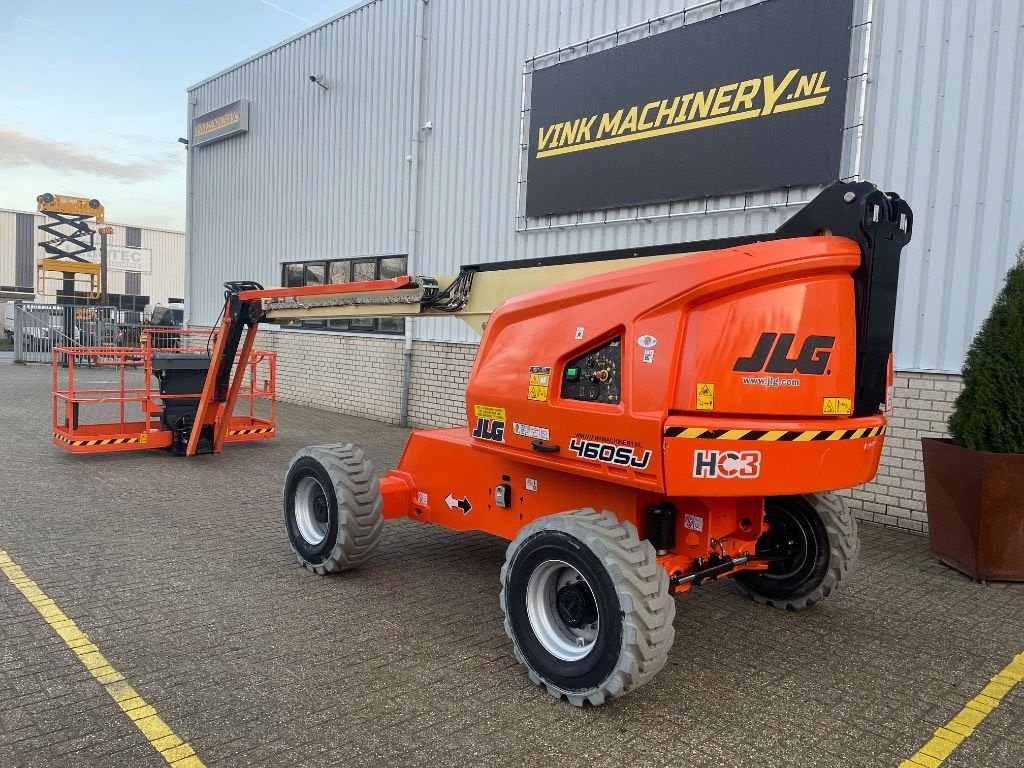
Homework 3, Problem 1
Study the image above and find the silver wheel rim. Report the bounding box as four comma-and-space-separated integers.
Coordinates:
294, 475, 330, 546
525, 559, 600, 662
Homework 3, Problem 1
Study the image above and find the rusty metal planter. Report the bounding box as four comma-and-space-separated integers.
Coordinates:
921, 437, 1024, 582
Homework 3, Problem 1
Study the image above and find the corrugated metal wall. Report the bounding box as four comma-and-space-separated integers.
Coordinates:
186, 0, 415, 323
861, 0, 1024, 372
187, 0, 1023, 372
0, 209, 185, 305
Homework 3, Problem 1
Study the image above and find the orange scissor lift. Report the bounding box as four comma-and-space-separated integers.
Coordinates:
52, 328, 276, 454
50, 182, 914, 707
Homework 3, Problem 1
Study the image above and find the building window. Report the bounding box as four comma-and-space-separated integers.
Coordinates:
280, 255, 407, 334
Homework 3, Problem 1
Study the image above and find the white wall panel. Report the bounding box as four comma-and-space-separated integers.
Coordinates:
862, 0, 1024, 371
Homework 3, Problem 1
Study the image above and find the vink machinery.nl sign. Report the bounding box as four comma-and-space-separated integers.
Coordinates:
525, 0, 854, 217
191, 100, 250, 147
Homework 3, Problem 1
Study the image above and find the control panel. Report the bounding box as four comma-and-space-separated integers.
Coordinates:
562, 338, 621, 403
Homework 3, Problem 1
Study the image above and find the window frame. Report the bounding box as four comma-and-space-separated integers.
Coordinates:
279, 255, 408, 335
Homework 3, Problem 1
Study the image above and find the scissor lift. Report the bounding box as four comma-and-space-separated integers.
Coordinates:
36, 193, 105, 301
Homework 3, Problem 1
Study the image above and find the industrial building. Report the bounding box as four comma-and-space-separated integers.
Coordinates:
0, 207, 185, 307
184, 0, 1024, 533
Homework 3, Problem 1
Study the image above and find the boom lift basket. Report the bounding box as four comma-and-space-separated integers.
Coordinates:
52, 329, 275, 454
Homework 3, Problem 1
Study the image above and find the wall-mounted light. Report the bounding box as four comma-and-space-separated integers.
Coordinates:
308, 74, 328, 90
177, 137, 189, 147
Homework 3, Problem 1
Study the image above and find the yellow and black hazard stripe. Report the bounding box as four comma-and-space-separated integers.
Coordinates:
53, 432, 144, 447
228, 427, 275, 436
664, 425, 887, 442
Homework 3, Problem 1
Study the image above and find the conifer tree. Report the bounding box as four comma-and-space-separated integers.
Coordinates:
948, 246, 1024, 453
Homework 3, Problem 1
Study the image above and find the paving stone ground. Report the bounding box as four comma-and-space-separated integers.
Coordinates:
0, 360, 1022, 768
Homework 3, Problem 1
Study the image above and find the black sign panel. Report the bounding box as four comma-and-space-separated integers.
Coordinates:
525, 0, 854, 217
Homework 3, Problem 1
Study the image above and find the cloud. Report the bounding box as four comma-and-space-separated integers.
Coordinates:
0, 129, 172, 181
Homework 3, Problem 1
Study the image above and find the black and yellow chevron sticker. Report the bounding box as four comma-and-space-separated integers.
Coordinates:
53, 433, 143, 447
664, 425, 886, 441
228, 427, 275, 436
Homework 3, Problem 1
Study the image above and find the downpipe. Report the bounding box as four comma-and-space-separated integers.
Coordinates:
400, 0, 428, 427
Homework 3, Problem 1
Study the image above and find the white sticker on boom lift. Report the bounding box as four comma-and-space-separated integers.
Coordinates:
575, 327, 585, 340
684, 513, 704, 532
525, 478, 538, 492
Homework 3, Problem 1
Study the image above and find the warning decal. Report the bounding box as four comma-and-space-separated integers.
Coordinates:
822, 397, 852, 415
696, 382, 715, 411
474, 405, 507, 421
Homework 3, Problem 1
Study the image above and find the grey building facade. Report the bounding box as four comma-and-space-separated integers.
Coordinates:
186, 0, 1024, 532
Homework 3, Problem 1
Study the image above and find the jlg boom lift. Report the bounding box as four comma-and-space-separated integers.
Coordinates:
54, 181, 912, 705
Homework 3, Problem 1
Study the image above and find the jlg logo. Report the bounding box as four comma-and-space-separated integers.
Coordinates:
733, 332, 835, 375
472, 418, 504, 443
692, 450, 761, 479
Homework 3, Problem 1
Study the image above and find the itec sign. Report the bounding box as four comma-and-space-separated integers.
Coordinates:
525, 0, 854, 216
106, 246, 152, 275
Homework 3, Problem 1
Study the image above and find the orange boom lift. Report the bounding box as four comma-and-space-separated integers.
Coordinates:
54, 181, 912, 706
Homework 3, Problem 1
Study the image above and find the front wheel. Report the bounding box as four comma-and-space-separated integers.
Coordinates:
734, 492, 858, 610
500, 509, 676, 706
283, 444, 383, 575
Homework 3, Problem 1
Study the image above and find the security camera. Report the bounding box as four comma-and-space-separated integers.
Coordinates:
308, 74, 318, 82
308, 74, 328, 90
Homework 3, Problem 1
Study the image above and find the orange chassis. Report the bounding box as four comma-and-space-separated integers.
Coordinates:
270, 182, 909, 595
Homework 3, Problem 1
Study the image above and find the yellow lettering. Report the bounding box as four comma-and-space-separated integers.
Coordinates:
688, 88, 717, 121
638, 101, 661, 131
794, 72, 817, 99
763, 68, 800, 115
560, 120, 579, 147
814, 70, 831, 95
732, 79, 760, 112
673, 93, 694, 124
598, 110, 623, 138
654, 98, 679, 128
577, 115, 598, 142
537, 124, 557, 151
616, 106, 639, 135
710, 83, 737, 116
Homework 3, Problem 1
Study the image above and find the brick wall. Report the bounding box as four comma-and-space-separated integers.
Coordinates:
263, 329, 958, 534
837, 371, 961, 534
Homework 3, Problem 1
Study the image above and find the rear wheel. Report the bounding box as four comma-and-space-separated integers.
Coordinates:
500, 509, 675, 706
283, 444, 383, 574
734, 492, 858, 610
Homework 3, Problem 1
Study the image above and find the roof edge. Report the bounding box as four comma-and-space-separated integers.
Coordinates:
186, 0, 382, 93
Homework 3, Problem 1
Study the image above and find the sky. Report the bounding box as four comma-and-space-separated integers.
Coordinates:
1, 0, 357, 231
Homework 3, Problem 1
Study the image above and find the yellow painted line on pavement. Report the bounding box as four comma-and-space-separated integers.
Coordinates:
0, 549, 205, 767
900, 651, 1024, 768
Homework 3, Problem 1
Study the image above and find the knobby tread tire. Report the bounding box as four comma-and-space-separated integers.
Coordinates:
499, 509, 676, 706
737, 492, 859, 610
285, 443, 383, 575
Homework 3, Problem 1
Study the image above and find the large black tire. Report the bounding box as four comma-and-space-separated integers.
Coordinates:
283, 444, 383, 575
499, 509, 676, 706
734, 492, 858, 610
